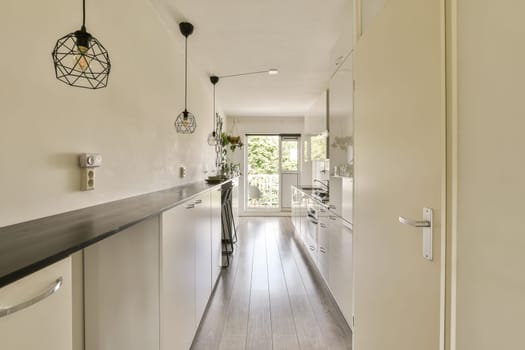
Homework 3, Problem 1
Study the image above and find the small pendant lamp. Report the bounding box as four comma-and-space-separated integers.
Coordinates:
207, 76, 220, 145
175, 22, 197, 134
52, 0, 111, 89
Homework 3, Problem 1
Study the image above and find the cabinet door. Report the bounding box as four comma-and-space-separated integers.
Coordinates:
298, 193, 307, 242
328, 216, 353, 325
84, 217, 160, 350
0, 257, 72, 350
195, 193, 212, 321
318, 207, 330, 282
211, 188, 222, 284
161, 203, 196, 350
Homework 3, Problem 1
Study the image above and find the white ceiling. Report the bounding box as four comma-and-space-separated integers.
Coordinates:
150, 0, 349, 118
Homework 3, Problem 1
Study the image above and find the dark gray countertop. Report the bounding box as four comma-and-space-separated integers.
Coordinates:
0, 180, 231, 288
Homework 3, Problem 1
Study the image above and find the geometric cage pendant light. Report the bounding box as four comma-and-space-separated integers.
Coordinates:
175, 22, 197, 134
51, 0, 111, 89
207, 75, 220, 145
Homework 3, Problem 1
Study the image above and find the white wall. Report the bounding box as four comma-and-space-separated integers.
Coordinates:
225, 116, 304, 215
0, 0, 216, 226
450, 1, 525, 349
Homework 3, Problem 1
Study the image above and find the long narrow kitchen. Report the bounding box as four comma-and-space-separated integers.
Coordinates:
2, 0, 524, 350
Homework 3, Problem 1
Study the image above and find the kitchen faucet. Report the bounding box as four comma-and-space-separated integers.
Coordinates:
314, 179, 329, 192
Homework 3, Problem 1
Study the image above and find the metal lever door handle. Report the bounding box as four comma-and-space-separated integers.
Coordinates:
398, 208, 433, 261
0, 277, 63, 318
398, 216, 431, 228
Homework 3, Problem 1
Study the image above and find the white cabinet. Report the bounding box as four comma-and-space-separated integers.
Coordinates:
291, 187, 300, 232
84, 217, 160, 350
290, 190, 353, 328
317, 207, 330, 282
328, 216, 353, 326
161, 200, 197, 350
328, 55, 353, 174
211, 188, 222, 285
195, 192, 212, 321
0, 257, 72, 350
161, 190, 216, 350
304, 90, 328, 135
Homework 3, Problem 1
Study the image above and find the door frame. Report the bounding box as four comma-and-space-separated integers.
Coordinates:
243, 133, 301, 214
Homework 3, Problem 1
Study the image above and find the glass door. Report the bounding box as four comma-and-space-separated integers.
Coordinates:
280, 136, 299, 210
246, 134, 300, 211
246, 135, 280, 209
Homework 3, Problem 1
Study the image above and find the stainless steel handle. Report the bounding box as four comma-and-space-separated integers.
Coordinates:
194, 199, 203, 204
398, 208, 433, 261
398, 216, 430, 227
185, 203, 195, 209
0, 277, 63, 318
320, 247, 327, 254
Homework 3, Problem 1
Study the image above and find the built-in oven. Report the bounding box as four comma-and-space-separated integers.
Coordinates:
305, 198, 319, 263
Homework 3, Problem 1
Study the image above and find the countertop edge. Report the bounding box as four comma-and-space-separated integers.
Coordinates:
0, 178, 236, 288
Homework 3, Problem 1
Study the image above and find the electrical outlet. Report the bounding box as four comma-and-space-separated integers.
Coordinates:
180, 166, 187, 178
80, 168, 96, 191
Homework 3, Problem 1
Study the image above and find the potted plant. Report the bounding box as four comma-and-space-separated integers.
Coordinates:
220, 132, 243, 177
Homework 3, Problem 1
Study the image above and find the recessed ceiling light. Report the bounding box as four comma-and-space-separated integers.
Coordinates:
268, 69, 279, 75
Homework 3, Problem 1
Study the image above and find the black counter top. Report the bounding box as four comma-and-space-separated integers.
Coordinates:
0, 180, 231, 288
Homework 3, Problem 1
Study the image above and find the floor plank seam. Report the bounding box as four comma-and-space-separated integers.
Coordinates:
273, 220, 303, 350
243, 226, 257, 350
264, 224, 275, 350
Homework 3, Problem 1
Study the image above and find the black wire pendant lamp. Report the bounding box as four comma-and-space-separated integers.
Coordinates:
175, 22, 197, 134
207, 76, 220, 145
51, 0, 111, 89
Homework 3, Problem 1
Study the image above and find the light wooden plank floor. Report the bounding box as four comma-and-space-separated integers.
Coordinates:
191, 217, 352, 350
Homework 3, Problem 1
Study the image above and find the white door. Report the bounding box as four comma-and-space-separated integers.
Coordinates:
353, 0, 444, 349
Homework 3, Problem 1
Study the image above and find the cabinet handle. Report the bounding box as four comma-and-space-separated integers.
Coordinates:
194, 199, 203, 205
0, 277, 63, 318
185, 203, 195, 209
320, 247, 327, 254
329, 216, 337, 220
319, 223, 328, 229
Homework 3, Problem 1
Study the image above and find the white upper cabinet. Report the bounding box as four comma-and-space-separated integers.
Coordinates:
328, 55, 353, 174
359, 0, 387, 36
304, 90, 328, 135
330, 0, 355, 74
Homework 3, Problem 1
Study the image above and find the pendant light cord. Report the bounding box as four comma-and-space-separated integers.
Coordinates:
213, 84, 216, 132
184, 37, 188, 111
82, 0, 86, 29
